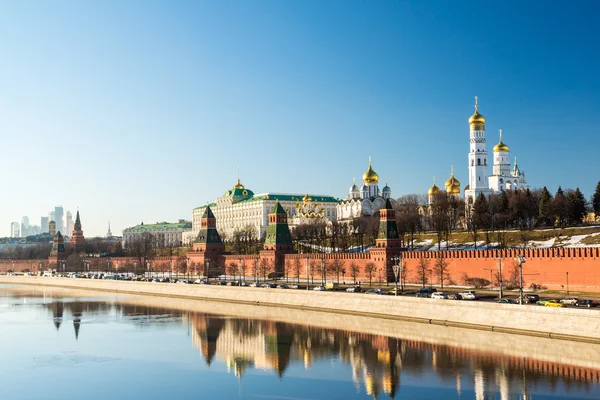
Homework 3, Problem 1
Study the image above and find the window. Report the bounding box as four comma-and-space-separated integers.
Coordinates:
477, 159, 481, 166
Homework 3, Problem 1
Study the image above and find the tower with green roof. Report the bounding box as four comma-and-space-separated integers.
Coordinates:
192, 205, 224, 277
371, 198, 403, 282
260, 201, 294, 278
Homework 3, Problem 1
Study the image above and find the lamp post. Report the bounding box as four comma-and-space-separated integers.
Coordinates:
320, 257, 326, 286
133, 260, 138, 276
566, 272, 569, 296
38, 261, 43, 274
205, 259, 210, 282
107, 257, 111, 274
305, 255, 309, 291
238, 257, 243, 284
497, 256, 504, 299
59, 260, 66, 274
515, 255, 526, 305
392, 255, 401, 296
146, 260, 151, 280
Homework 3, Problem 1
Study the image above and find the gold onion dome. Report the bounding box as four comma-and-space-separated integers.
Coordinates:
493, 129, 509, 152
233, 178, 245, 190
362, 159, 379, 183
302, 192, 312, 202
445, 167, 461, 194
428, 177, 441, 196
469, 96, 485, 125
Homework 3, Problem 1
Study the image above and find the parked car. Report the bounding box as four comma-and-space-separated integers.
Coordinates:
431, 292, 448, 299
560, 297, 578, 305
263, 283, 277, 288
347, 285, 362, 293
388, 287, 402, 295
416, 288, 437, 298
289, 284, 300, 289
460, 291, 479, 300
313, 286, 326, 291
523, 294, 540, 304
249, 282, 260, 287
226, 281, 239, 286
544, 299, 565, 308
239, 281, 249, 287
277, 284, 289, 289
498, 299, 518, 304
575, 299, 599, 308
216, 281, 227, 286
447, 293, 463, 300
365, 288, 385, 295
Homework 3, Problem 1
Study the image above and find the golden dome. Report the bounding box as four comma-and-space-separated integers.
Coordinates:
428, 177, 441, 196
428, 184, 441, 196
302, 192, 312, 202
444, 167, 461, 194
493, 129, 509, 152
233, 178, 245, 190
468, 96, 485, 125
362, 159, 379, 183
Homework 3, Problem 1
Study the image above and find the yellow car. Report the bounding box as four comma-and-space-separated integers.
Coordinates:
388, 287, 402, 295
544, 300, 565, 308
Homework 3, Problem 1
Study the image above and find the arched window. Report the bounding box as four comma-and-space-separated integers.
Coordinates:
477, 159, 481, 165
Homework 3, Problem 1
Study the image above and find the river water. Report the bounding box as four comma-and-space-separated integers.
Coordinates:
1, 284, 599, 400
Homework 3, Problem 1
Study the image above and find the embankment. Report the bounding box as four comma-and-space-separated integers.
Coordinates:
2, 276, 600, 343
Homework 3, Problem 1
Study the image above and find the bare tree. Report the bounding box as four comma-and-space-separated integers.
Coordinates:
350, 262, 360, 284
259, 258, 270, 282
417, 257, 431, 287
364, 262, 376, 286
433, 255, 450, 289
292, 258, 302, 284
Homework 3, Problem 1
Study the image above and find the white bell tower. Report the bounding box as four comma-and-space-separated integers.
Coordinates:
465, 96, 492, 204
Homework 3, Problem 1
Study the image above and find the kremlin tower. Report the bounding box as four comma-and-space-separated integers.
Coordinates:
69, 211, 85, 252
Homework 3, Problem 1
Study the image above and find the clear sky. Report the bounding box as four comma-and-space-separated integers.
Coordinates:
1, 0, 598, 237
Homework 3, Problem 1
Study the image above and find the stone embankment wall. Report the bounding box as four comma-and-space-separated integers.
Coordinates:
2, 276, 600, 343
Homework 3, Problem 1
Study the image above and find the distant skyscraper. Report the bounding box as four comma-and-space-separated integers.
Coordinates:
41, 217, 49, 233
49, 221, 56, 236
21, 216, 30, 237
65, 211, 74, 237
10, 222, 20, 238
49, 211, 56, 224
54, 206, 64, 235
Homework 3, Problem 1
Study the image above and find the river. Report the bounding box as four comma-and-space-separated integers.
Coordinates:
1, 284, 599, 399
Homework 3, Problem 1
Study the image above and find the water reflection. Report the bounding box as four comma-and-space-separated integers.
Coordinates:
2, 286, 600, 399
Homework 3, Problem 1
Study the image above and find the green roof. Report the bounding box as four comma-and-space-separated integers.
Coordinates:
194, 193, 339, 210
123, 222, 192, 233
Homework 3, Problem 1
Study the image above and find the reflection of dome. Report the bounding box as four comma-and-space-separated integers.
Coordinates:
363, 161, 379, 183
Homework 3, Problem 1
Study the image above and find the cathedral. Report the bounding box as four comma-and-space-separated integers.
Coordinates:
429, 97, 530, 206
337, 159, 393, 221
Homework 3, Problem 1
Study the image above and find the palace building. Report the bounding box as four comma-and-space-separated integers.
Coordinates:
337, 159, 393, 221
185, 179, 339, 243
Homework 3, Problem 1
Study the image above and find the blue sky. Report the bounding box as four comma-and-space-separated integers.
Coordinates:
1, 0, 598, 237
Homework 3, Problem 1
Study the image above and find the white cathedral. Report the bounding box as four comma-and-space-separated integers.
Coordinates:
430, 97, 529, 205
337, 159, 393, 221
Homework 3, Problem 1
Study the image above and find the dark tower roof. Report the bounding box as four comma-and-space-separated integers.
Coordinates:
74, 211, 82, 231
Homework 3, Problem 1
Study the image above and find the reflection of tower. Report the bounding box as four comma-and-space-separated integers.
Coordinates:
496, 367, 510, 400
264, 321, 294, 378
193, 314, 225, 366
71, 302, 83, 341
474, 369, 485, 400
51, 302, 64, 330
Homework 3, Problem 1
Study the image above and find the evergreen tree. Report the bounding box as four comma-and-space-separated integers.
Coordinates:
593, 181, 600, 218
553, 186, 569, 227
538, 186, 553, 226
568, 187, 587, 224
524, 188, 536, 228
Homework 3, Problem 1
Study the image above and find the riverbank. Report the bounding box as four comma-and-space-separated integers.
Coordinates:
2, 276, 600, 344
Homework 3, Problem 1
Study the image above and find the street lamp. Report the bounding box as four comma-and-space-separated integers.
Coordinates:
146, 260, 151, 280
238, 257, 243, 284
59, 260, 66, 274
205, 259, 210, 282
392, 255, 402, 296
515, 255, 526, 305
497, 256, 504, 299
566, 272, 569, 296
320, 257, 326, 286
305, 254, 309, 291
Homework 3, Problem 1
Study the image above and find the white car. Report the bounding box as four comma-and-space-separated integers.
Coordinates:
460, 291, 479, 300
431, 292, 448, 299
560, 297, 578, 305
313, 286, 326, 291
